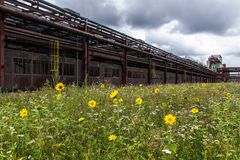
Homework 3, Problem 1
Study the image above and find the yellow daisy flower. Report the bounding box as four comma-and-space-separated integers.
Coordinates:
113, 98, 118, 104
109, 90, 118, 99
154, 88, 160, 94
100, 83, 105, 89
88, 100, 96, 108
135, 97, 143, 105
161, 102, 167, 108
164, 114, 176, 125
171, 94, 176, 97
191, 108, 199, 114
55, 82, 64, 91
19, 108, 28, 118
139, 84, 143, 87
118, 98, 123, 103
192, 97, 200, 103
201, 83, 207, 87
108, 134, 117, 141
226, 93, 232, 98
78, 117, 85, 122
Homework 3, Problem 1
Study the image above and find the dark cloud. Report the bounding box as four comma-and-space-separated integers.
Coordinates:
123, 0, 240, 34
52, 0, 121, 26
48, 0, 240, 66
51, 0, 240, 34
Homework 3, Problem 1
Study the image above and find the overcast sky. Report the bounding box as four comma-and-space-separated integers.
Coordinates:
48, 0, 240, 67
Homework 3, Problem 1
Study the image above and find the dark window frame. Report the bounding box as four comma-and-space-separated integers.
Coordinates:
14, 58, 31, 74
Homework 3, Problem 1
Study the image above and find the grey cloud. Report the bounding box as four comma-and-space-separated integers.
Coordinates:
50, 0, 240, 34
123, 0, 240, 34
145, 34, 200, 57
53, 0, 121, 26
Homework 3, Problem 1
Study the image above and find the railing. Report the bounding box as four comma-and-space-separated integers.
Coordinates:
1, 0, 215, 74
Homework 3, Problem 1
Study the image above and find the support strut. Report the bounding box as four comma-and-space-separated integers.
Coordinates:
0, 11, 4, 89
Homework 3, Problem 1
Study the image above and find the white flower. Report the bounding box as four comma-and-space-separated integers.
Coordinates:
162, 149, 172, 154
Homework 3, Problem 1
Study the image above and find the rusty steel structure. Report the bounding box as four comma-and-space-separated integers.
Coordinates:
217, 67, 240, 82
0, 0, 218, 90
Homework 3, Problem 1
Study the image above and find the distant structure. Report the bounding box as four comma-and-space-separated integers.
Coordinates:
207, 55, 240, 82
207, 55, 225, 71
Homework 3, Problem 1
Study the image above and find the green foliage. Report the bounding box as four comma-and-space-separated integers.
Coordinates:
0, 83, 239, 159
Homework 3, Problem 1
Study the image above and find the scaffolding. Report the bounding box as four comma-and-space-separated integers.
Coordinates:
50, 40, 60, 84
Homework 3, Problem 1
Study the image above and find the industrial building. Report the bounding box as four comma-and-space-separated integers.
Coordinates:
0, 0, 220, 90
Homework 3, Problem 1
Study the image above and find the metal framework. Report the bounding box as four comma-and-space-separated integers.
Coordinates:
49, 40, 59, 84
0, 0, 219, 89
217, 67, 240, 82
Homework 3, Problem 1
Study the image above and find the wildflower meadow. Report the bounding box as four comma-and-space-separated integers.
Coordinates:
0, 83, 239, 159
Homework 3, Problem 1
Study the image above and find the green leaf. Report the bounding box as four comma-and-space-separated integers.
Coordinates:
164, 144, 177, 153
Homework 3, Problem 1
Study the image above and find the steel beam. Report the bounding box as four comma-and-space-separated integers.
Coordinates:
122, 48, 127, 85
175, 66, 178, 84
164, 63, 167, 84
148, 58, 152, 84
82, 36, 89, 85
0, 5, 217, 77
0, 11, 4, 89
191, 70, 193, 83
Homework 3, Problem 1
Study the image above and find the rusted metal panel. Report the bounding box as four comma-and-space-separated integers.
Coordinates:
82, 36, 89, 84
0, 12, 4, 89
175, 66, 178, 84
0, 3, 218, 75
148, 58, 152, 84
191, 71, 193, 83
127, 66, 148, 84
164, 63, 167, 84
0, 0, 221, 90
122, 48, 127, 85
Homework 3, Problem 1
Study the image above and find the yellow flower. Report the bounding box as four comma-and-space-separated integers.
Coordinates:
171, 94, 176, 97
19, 108, 28, 118
109, 90, 118, 99
100, 83, 105, 89
191, 108, 199, 114
135, 97, 143, 105
139, 84, 143, 87
118, 98, 123, 103
113, 98, 118, 104
108, 134, 117, 141
154, 88, 160, 94
147, 152, 153, 158
226, 93, 232, 98
201, 83, 207, 87
78, 117, 85, 122
192, 97, 200, 103
161, 102, 167, 108
164, 114, 176, 125
55, 82, 64, 91
56, 93, 62, 100
88, 100, 96, 108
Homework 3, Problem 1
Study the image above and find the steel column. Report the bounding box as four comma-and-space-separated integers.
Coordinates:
82, 37, 89, 85
175, 66, 178, 84
0, 11, 4, 89
164, 62, 167, 84
148, 58, 152, 84
76, 33, 79, 85
81, 21, 89, 85
122, 47, 127, 85
191, 70, 193, 83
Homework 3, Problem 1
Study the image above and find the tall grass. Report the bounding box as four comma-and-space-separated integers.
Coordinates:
0, 83, 239, 159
